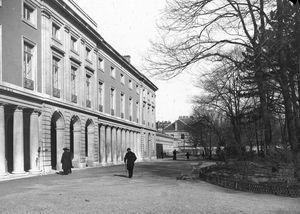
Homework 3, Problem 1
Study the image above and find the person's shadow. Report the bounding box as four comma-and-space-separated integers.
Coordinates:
113, 174, 128, 178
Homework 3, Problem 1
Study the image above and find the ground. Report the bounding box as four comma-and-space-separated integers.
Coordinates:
0, 157, 299, 214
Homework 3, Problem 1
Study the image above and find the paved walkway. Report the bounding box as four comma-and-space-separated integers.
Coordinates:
0, 158, 299, 214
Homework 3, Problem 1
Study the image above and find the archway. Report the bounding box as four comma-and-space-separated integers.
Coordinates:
50, 111, 65, 170
70, 115, 81, 167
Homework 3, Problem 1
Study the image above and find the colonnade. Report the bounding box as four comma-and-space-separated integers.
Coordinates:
97, 124, 141, 165
0, 103, 41, 175
52, 113, 144, 170
0, 103, 153, 175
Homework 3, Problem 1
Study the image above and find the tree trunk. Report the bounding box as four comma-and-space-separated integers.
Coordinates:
277, 0, 300, 179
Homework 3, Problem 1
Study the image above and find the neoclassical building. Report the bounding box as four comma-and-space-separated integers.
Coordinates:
0, 0, 158, 175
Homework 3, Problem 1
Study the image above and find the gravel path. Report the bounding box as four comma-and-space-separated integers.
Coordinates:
0, 159, 299, 214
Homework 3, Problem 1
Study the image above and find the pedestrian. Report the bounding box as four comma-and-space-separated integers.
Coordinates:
173, 149, 177, 160
124, 148, 137, 178
185, 152, 190, 160
202, 151, 205, 160
61, 147, 72, 175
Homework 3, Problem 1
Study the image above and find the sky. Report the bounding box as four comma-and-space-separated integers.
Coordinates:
74, 0, 201, 122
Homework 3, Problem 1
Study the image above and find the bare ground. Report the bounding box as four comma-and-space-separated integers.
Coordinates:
0, 158, 299, 214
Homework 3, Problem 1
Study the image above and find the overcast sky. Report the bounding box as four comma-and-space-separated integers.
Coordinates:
74, 0, 201, 122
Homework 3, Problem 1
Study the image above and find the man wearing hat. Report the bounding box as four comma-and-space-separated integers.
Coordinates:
124, 148, 137, 178
61, 147, 72, 175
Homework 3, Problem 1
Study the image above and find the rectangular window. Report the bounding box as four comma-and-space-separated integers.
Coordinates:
23, 40, 35, 90
71, 66, 77, 103
23, 2, 35, 25
147, 106, 150, 126
152, 107, 155, 127
142, 104, 145, 124
129, 79, 132, 89
52, 23, 60, 41
52, 56, 61, 98
86, 47, 91, 61
136, 84, 139, 94
52, 57, 59, 89
129, 98, 133, 121
98, 57, 104, 71
71, 36, 78, 52
120, 93, 125, 118
136, 102, 140, 123
24, 42, 33, 79
110, 66, 115, 78
98, 82, 104, 112
110, 88, 115, 115
86, 74, 91, 107
120, 73, 125, 84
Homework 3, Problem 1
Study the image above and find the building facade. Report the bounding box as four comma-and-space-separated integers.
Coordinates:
0, 0, 158, 175
156, 132, 180, 158
163, 116, 193, 151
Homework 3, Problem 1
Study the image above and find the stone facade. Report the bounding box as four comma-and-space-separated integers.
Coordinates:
163, 116, 194, 150
156, 132, 180, 157
0, 0, 157, 175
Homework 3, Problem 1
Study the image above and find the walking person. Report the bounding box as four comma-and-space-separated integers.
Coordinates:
173, 149, 177, 160
124, 148, 137, 178
185, 152, 190, 160
61, 147, 72, 175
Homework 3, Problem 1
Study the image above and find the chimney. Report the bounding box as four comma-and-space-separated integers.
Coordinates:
123, 55, 131, 63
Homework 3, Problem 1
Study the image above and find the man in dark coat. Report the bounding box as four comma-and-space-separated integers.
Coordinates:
124, 148, 137, 178
173, 149, 177, 160
61, 147, 72, 175
185, 152, 190, 160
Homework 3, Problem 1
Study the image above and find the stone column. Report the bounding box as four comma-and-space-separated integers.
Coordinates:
125, 130, 130, 151
137, 132, 141, 160
100, 125, 106, 164
133, 132, 137, 157
29, 110, 40, 173
0, 103, 7, 175
111, 127, 117, 164
116, 128, 122, 162
105, 126, 112, 163
12, 106, 25, 174
87, 125, 94, 166
129, 131, 133, 151
121, 129, 126, 161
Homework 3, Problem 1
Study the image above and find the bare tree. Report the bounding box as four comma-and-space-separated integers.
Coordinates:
146, 0, 274, 151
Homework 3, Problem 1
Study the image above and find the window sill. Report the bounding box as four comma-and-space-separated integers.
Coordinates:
71, 49, 79, 56
22, 19, 37, 30
98, 68, 104, 73
85, 58, 92, 64
52, 37, 62, 45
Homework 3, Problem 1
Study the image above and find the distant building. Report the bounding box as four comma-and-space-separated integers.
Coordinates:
156, 121, 171, 133
163, 116, 195, 151
0, 0, 158, 175
155, 132, 181, 158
